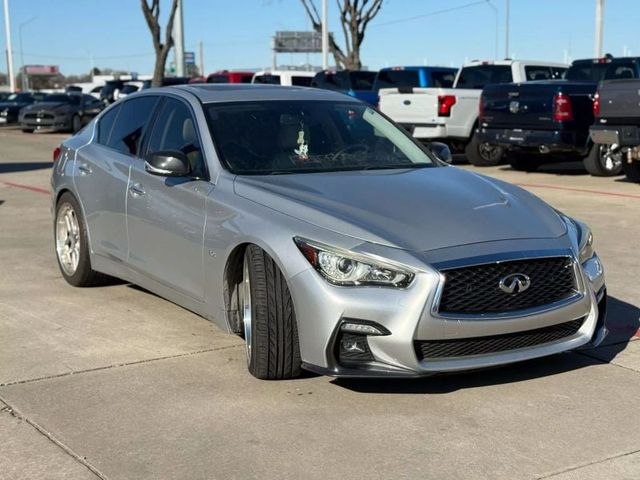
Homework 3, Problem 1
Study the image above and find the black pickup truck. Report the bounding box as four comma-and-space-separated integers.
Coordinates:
477, 56, 640, 175
590, 79, 640, 182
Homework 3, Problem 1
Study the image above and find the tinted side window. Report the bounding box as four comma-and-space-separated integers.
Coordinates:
525, 66, 552, 81
292, 76, 312, 86
147, 98, 206, 178
96, 105, 121, 145
107, 96, 159, 156
605, 62, 637, 80
455, 66, 513, 89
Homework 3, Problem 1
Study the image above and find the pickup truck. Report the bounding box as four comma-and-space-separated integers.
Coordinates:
379, 60, 567, 165
311, 69, 378, 105
590, 78, 640, 182
478, 56, 640, 174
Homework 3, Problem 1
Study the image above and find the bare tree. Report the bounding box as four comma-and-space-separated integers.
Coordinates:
141, 0, 180, 87
300, 0, 384, 69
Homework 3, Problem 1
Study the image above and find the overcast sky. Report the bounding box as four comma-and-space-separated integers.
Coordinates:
1, 0, 637, 76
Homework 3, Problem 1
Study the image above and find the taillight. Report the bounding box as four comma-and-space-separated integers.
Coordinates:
479, 93, 485, 119
553, 93, 573, 122
438, 95, 456, 117
53, 146, 62, 162
593, 91, 600, 117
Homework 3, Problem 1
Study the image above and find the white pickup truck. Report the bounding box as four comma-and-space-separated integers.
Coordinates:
379, 60, 568, 165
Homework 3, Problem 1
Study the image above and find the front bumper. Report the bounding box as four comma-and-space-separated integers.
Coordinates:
290, 242, 606, 378
20, 115, 70, 132
477, 127, 588, 155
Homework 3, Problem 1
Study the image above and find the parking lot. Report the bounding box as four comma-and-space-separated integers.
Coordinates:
1, 126, 639, 479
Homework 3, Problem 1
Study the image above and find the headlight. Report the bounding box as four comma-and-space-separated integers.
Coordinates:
578, 227, 594, 264
294, 237, 414, 288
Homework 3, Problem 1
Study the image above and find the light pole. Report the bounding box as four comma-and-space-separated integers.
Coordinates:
321, 0, 328, 69
2, 0, 15, 91
174, 0, 185, 77
594, 0, 604, 57
19, 15, 37, 91
485, 1, 498, 60
505, 0, 510, 58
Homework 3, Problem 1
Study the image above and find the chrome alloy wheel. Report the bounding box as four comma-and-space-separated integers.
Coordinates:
599, 144, 622, 172
241, 257, 252, 363
56, 204, 81, 276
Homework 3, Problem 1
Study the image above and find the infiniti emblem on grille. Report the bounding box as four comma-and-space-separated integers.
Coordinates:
499, 273, 531, 294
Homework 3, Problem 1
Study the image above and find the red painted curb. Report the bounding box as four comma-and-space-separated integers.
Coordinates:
2, 181, 50, 195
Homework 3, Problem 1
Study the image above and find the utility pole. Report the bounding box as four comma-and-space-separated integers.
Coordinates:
2, 0, 15, 91
504, 0, 510, 58
174, 0, 185, 77
594, 0, 604, 57
198, 40, 204, 77
321, 0, 328, 69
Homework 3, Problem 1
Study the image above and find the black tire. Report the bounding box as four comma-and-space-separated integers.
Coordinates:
465, 132, 504, 166
21, 128, 33, 133
244, 245, 302, 380
507, 153, 544, 172
584, 144, 623, 177
622, 160, 640, 183
54, 192, 107, 287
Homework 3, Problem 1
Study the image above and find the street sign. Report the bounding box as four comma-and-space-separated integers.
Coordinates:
272, 31, 324, 53
184, 51, 196, 65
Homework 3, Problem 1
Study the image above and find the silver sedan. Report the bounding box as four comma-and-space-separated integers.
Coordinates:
51, 84, 607, 379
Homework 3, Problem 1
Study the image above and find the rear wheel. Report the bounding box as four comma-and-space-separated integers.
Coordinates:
241, 245, 302, 380
21, 128, 33, 133
465, 132, 504, 166
584, 143, 623, 177
622, 160, 640, 183
507, 153, 544, 172
55, 192, 106, 287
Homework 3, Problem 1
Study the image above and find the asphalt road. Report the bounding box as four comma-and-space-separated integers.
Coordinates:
1, 127, 639, 480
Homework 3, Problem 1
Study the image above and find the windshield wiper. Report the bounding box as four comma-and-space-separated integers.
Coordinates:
360, 164, 432, 170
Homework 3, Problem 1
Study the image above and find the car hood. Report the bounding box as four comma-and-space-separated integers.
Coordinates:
233, 166, 566, 252
22, 102, 69, 112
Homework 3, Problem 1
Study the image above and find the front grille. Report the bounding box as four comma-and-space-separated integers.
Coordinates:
24, 113, 54, 120
415, 318, 584, 360
438, 257, 576, 315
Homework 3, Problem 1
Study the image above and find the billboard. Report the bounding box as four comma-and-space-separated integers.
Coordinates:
272, 31, 324, 53
24, 65, 60, 76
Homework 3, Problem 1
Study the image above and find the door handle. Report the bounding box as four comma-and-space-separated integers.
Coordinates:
129, 182, 145, 197
78, 163, 92, 176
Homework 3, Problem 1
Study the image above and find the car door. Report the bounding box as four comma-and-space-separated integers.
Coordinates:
126, 96, 213, 301
74, 96, 160, 262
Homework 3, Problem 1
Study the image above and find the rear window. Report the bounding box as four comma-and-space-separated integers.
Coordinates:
566, 61, 637, 82
455, 65, 513, 89
312, 72, 350, 90
430, 71, 456, 88
291, 76, 313, 87
207, 75, 230, 83
349, 71, 376, 90
604, 62, 636, 80
374, 70, 421, 90
253, 74, 281, 85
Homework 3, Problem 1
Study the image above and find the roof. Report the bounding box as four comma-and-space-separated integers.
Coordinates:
166, 83, 357, 104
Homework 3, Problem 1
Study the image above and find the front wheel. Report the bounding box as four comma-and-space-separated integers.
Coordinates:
21, 128, 33, 133
71, 115, 82, 133
622, 160, 640, 183
241, 245, 302, 380
465, 132, 504, 166
55, 192, 106, 287
584, 144, 623, 177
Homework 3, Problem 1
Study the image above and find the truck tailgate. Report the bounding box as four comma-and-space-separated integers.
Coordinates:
598, 79, 640, 119
378, 88, 443, 126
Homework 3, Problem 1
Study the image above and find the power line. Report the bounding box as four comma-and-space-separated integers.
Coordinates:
371, 0, 488, 28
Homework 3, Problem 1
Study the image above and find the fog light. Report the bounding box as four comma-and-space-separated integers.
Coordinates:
337, 333, 374, 365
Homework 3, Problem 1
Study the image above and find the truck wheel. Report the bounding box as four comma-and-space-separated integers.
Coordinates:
241, 245, 302, 380
584, 144, 623, 177
507, 153, 543, 172
465, 133, 504, 166
622, 161, 640, 183
21, 128, 34, 133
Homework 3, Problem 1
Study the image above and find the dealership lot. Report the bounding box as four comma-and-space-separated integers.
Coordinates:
1, 127, 639, 479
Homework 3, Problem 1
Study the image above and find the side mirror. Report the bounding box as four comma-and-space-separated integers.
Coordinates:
427, 141, 452, 164
145, 150, 191, 177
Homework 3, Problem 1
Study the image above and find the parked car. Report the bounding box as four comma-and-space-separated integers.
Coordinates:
311, 69, 378, 105
590, 77, 640, 182
379, 60, 568, 165
51, 84, 607, 379
115, 80, 152, 100
100, 80, 126, 104
19, 93, 104, 133
478, 55, 640, 174
207, 70, 254, 84
0, 92, 42, 124
373, 66, 458, 91
252, 70, 315, 87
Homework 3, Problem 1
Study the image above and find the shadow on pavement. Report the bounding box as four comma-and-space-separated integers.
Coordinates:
0, 162, 53, 173
332, 295, 638, 394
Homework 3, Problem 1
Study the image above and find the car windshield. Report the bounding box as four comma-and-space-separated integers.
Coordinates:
43, 94, 78, 104
206, 100, 437, 175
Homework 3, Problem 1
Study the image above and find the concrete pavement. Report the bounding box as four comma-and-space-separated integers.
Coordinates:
1, 128, 639, 479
